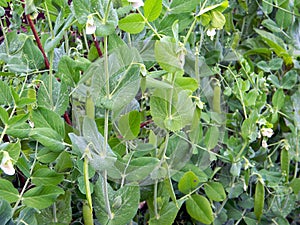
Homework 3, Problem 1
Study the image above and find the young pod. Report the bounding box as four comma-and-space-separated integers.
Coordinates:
254, 178, 265, 221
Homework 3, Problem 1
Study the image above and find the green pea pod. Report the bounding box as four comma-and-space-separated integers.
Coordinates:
254, 178, 265, 221
83, 202, 94, 225
213, 81, 221, 113
281, 148, 290, 182
86, 94, 95, 119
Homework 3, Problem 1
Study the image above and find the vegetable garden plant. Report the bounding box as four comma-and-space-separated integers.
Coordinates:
0, 0, 299, 224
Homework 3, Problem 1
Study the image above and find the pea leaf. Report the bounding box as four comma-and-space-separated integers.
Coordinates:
178, 171, 200, 194
31, 107, 65, 138
119, 13, 145, 34
170, 0, 199, 14
186, 194, 214, 224
0, 199, 12, 225
0, 80, 13, 106
150, 87, 194, 131
23, 185, 64, 210
144, 0, 162, 22
29, 128, 65, 152
94, 179, 140, 225
37, 74, 69, 116
204, 182, 226, 202
31, 168, 64, 186
0, 179, 20, 203
118, 110, 141, 140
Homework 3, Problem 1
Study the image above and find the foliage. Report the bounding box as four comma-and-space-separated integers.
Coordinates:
0, 0, 300, 224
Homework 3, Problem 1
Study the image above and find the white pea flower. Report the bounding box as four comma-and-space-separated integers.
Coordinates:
0, 151, 15, 176
262, 139, 268, 148
86, 15, 96, 35
207, 28, 216, 40
261, 128, 274, 138
128, 0, 144, 9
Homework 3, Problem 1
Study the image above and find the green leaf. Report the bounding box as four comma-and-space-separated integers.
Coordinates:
57, 56, 83, 87
118, 110, 141, 140
241, 111, 259, 142
25, 0, 37, 15
82, 45, 142, 116
0, 107, 8, 125
281, 70, 297, 90
31, 107, 65, 138
16, 208, 38, 225
44, 14, 74, 52
211, 10, 226, 29
0, 179, 19, 203
204, 182, 226, 202
262, 0, 273, 14
144, 0, 162, 22
154, 37, 184, 73
0, 141, 21, 162
196, 0, 228, 17
290, 178, 300, 195
118, 13, 145, 34
94, 179, 140, 225
54, 151, 73, 173
204, 126, 220, 150
175, 77, 198, 92
29, 128, 65, 152
150, 87, 194, 131
291, 90, 300, 130
72, 0, 91, 24
121, 157, 160, 183
23, 185, 64, 210
254, 29, 293, 67
166, 133, 192, 173
22, 38, 44, 70
0, 199, 12, 224
170, 0, 199, 14
37, 74, 69, 115
272, 89, 285, 110
148, 201, 182, 225
0, 80, 13, 106
178, 171, 200, 194
31, 168, 64, 186
186, 194, 214, 224
36, 190, 72, 224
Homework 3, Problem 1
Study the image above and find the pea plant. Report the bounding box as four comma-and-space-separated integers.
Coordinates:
0, 0, 299, 224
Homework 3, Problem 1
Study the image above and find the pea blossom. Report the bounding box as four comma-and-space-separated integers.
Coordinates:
86, 15, 96, 35
261, 127, 274, 138
0, 151, 15, 176
128, 0, 144, 9
207, 28, 216, 40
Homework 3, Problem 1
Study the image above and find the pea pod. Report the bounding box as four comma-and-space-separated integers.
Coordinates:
254, 178, 265, 221
86, 94, 95, 119
213, 81, 221, 113
281, 147, 290, 182
83, 201, 93, 225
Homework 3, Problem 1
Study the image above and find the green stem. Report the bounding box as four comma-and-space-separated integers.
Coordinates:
137, 9, 162, 39
183, 19, 197, 46
102, 35, 113, 219
0, 18, 9, 55
12, 141, 39, 215
154, 180, 159, 219
294, 129, 299, 179
83, 156, 94, 224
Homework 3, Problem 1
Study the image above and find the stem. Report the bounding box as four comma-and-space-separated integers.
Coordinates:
137, 8, 162, 39
154, 180, 159, 219
25, 14, 50, 69
12, 141, 39, 215
53, 203, 57, 222
0, 18, 9, 55
294, 129, 299, 179
183, 19, 197, 45
102, 35, 113, 219
83, 156, 94, 224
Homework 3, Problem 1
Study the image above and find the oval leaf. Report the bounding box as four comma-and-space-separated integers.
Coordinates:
186, 194, 214, 224
204, 182, 226, 202
119, 13, 145, 34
